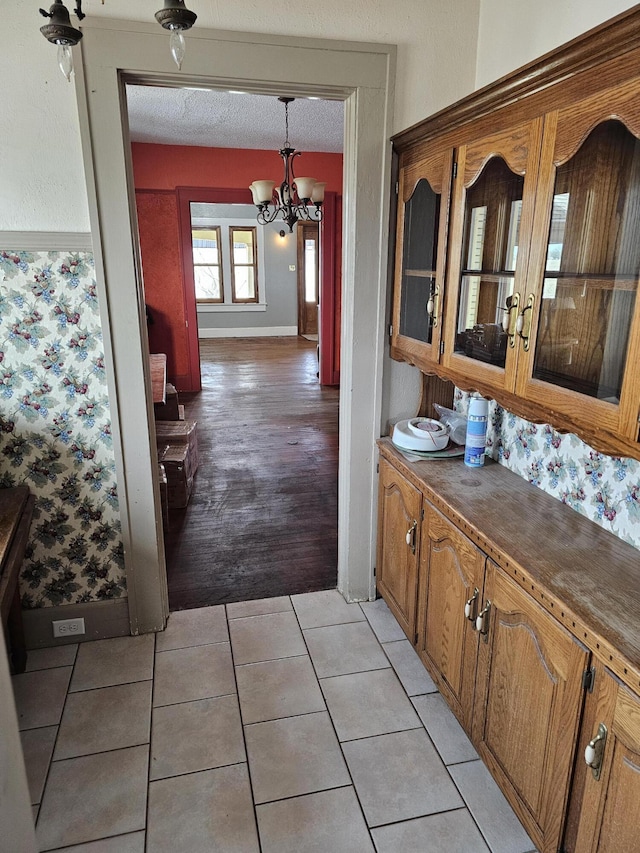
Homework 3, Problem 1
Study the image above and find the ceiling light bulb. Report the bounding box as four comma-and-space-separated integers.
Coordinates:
57, 43, 74, 81
169, 27, 186, 70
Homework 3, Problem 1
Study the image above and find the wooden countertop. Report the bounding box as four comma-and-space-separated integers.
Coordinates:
378, 438, 640, 692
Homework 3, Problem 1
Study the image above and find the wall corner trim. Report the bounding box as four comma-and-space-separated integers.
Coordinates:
0, 232, 93, 252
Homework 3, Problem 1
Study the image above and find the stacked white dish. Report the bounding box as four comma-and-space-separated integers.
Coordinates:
391, 418, 450, 452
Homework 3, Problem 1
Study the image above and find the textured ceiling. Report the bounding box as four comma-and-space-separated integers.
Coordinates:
126, 86, 344, 152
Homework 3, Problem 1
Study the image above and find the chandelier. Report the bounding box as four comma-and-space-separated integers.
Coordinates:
249, 97, 325, 233
39, 0, 197, 81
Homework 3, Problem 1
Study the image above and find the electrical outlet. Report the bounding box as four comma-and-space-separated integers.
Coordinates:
52, 617, 85, 638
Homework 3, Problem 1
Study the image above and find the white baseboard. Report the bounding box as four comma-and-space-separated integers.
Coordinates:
22, 598, 130, 648
198, 326, 298, 338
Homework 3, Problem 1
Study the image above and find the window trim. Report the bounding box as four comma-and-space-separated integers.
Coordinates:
229, 225, 259, 304
193, 225, 224, 304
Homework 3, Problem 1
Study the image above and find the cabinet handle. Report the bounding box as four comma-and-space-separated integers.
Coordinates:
516, 293, 535, 352
426, 283, 440, 328
405, 519, 418, 554
584, 723, 608, 781
501, 292, 520, 348
475, 600, 491, 640
465, 588, 479, 622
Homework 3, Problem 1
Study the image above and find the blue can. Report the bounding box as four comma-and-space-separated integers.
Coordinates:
464, 396, 488, 468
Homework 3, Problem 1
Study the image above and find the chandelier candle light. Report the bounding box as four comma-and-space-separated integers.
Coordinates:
250, 98, 326, 233
39, 0, 197, 80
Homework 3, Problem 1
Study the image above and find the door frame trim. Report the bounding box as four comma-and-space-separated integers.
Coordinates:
75, 19, 395, 630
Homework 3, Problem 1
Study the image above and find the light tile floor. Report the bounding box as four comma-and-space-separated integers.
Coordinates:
13, 591, 538, 852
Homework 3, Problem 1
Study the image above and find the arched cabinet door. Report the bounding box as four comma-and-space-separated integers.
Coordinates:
391, 143, 454, 371
375, 457, 422, 640
417, 505, 485, 732
443, 118, 545, 394
516, 75, 640, 443
472, 562, 589, 853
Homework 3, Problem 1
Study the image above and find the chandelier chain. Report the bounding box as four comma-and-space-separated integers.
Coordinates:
284, 101, 290, 148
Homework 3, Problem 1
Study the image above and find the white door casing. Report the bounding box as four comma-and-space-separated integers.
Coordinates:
75, 18, 395, 630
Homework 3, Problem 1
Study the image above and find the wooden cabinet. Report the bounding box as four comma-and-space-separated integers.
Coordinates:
417, 505, 484, 731
390, 10, 640, 459
570, 667, 640, 853
474, 562, 588, 853
417, 503, 587, 853
376, 457, 421, 640
376, 439, 640, 853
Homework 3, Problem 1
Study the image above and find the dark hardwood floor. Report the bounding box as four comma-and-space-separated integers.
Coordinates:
164, 337, 339, 611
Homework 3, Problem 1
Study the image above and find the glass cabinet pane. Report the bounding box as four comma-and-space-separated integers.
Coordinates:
399, 178, 441, 344
455, 157, 524, 368
533, 120, 640, 403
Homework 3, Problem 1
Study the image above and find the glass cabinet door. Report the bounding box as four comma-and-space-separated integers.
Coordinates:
399, 178, 440, 345
392, 146, 453, 367
454, 156, 522, 369
518, 92, 640, 441
533, 121, 638, 402
443, 120, 543, 393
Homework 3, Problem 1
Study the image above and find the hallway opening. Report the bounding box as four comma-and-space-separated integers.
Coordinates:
163, 337, 339, 610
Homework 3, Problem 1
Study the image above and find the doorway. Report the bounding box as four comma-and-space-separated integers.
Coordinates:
297, 221, 319, 338
77, 20, 394, 632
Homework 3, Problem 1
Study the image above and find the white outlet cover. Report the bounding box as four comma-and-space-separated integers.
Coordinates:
289, 265, 296, 271
52, 617, 86, 638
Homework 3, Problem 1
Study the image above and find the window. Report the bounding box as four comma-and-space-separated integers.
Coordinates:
192, 227, 223, 303
229, 227, 258, 303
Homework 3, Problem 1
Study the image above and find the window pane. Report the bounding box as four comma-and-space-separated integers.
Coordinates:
195, 266, 221, 300
234, 267, 255, 300
232, 230, 254, 264
304, 239, 317, 303
193, 246, 219, 264
193, 228, 222, 301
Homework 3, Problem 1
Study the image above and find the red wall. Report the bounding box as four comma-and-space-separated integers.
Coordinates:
133, 143, 343, 390
132, 143, 343, 193
136, 190, 190, 385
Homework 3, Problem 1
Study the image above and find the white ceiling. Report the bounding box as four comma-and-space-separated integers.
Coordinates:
126, 86, 344, 153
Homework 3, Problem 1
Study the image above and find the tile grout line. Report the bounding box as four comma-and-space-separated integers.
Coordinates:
31, 644, 78, 840
144, 630, 157, 853
290, 598, 378, 848
154, 637, 231, 654
227, 601, 265, 853
304, 598, 501, 848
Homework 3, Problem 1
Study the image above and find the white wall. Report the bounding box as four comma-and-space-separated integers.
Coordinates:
1, 0, 480, 233
2, 0, 481, 419
476, 0, 637, 88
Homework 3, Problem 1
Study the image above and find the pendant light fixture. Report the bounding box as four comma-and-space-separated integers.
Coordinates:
154, 0, 197, 71
249, 97, 325, 233
39, 0, 197, 80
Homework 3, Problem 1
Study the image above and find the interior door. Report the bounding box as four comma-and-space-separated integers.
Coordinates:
297, 221, 319, 336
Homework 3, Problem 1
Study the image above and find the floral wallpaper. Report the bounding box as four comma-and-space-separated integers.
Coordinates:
0, 250, 125, 608
454, 390, 640, 552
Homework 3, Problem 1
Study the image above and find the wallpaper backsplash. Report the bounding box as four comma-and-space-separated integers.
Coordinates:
454, 389, 640, 552
0, 250, 125, 607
